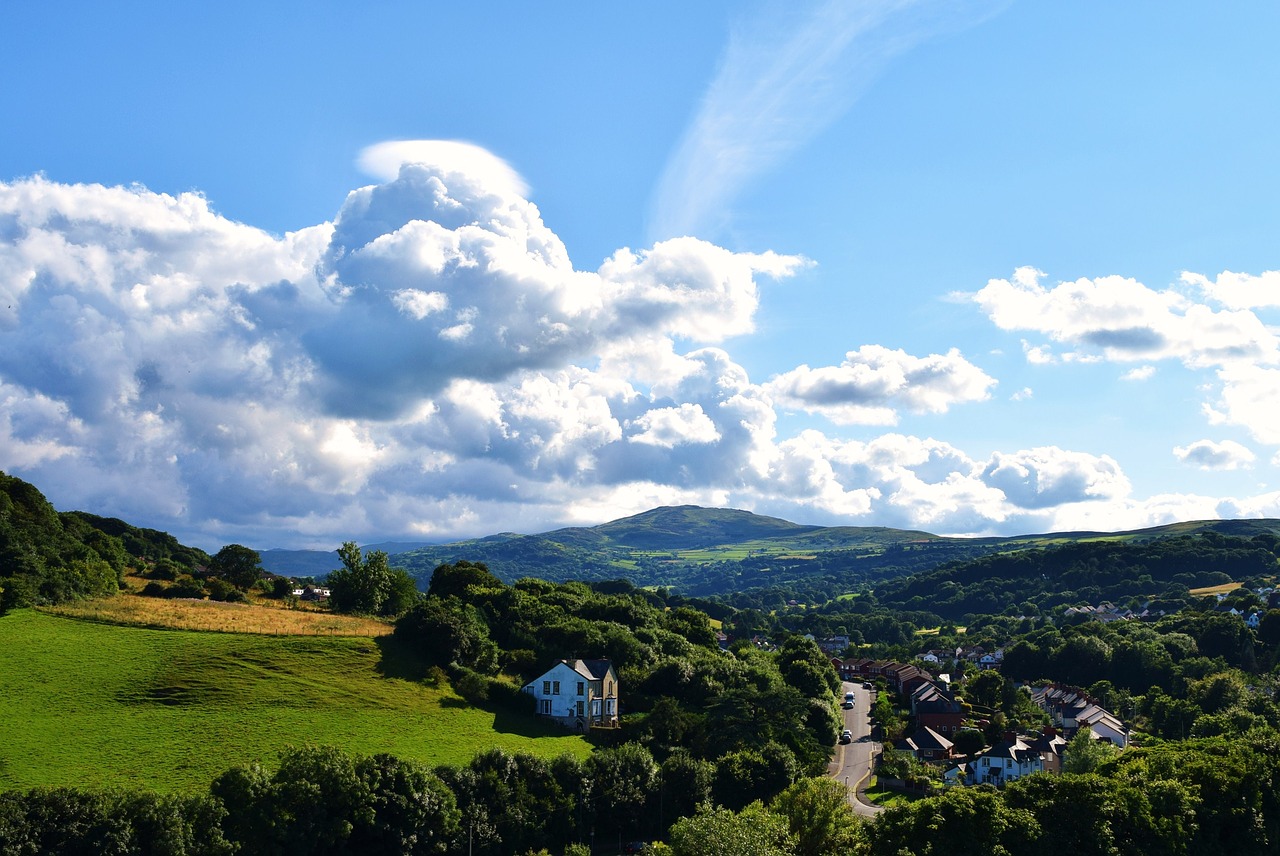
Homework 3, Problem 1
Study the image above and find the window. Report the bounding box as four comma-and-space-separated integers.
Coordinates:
542, 681, 551, 695
577, 681, 585, 696
553, 681, 560, 694
576, 701, 584, 717
606, 680, 613, 695
540, 699, 551, 714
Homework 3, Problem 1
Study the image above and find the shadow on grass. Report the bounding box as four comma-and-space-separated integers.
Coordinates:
489, 707, 587, 739
373, 633, 433, 682
372, 635, 598, 743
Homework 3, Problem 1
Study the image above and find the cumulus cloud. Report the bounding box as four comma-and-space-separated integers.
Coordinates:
1182, 269, 1280, 310
1173, 439, 1255, 471
628, 404, 720, 448
977, 266, 1280, 454
981, 447, 1131, 509
766, 345, 995, 425
974, 266, 1278, 368
357, 140, 529, 199
3, 150, 1275, 550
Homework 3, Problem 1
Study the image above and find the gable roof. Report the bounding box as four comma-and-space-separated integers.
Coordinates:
910, 726, 954, 752
566, 658, 614, 681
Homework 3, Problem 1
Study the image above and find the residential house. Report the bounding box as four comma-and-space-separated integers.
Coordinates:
895, 726, 954, 762
1027, 728, 1068, 773
522, 659, 619, 730
1030, 685, 1129, 748
910, 681, 965, 735
969, 732, 1044, 785
817, 635, 851, 655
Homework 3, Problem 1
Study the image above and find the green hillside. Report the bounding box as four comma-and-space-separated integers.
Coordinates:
389, 504, 1280, 599
0, 610, 590, 793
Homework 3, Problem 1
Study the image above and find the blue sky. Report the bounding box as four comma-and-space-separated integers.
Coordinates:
3, 1, 1280, 550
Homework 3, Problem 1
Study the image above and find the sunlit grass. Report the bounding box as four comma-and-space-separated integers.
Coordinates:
42, 589, 392, 636
0, 610, 590, 794
1189, 582, 1242, 597
864, 783, 928, 807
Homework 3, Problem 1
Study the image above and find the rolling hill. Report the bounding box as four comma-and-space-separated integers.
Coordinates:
382, 505, 1280, 599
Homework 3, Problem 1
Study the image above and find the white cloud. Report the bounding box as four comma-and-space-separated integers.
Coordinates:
1173, 439, 1255, 471
357, 140, 529, 199
628, 404, 720, 448
3, 154, 1277, 550
1121, 365, 1156, 382
766, 345, 995, 425
1182, 269, 1280, 310
1204, 364, 1280, 445
974, 266, 1278, 368
981, 446, 1131, 509
978, 266, 1280, 452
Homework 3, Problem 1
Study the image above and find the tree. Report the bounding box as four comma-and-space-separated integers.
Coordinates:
1062, 729, 1119, 775
328, 542, 393, 614
659, 749, 714, 826
352, 753, 460, 854
866, 786, 1037, 856
381, 568, 423, 616
208, 544, 263, 591
585, 742, 659, 839
394, 596, 499, 673
952, 728, 987, 757
965, 670, 1005, 712
769, 776, 864, 856
428, 561, 504, 599
667, 802, 794, 856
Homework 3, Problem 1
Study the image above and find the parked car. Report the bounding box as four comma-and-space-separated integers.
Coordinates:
842, 700, 855, 709
840, 729, 853, 744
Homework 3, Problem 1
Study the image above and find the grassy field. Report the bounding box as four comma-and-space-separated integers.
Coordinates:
1188, 582, 1242, 597
0, 609, 591, 794
43, 591, 393, 636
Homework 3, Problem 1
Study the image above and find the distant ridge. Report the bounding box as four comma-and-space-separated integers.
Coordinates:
545, 505, 821, 550
385, 506, 1280, 598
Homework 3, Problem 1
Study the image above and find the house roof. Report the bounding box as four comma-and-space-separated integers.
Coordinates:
565, 658, 614, 681
1027, 731, 1067, 756
979, 735, 1039, 764
910, 726, 954, 752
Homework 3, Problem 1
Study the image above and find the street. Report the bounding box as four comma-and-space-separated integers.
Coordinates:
828, 680, 883, 817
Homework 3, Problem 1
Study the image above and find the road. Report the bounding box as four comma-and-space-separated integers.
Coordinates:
828, 680, 883, 817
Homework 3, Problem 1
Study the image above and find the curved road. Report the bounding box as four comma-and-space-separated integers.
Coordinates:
828, 680, 883, 817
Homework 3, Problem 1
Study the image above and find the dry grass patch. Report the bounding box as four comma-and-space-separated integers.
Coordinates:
42, 592, 392, 636
1189, 582, 1242, 597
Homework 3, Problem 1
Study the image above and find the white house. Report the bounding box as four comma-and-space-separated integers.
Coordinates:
522, 658, 619, 730
969, 733, 1043, 785
1076, 706, 1129, 748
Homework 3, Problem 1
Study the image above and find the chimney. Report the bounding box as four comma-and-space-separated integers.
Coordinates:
1003, 731, 1018, 744
1044, 727, 1057, 738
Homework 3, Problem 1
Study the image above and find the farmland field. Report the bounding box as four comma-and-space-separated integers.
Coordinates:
0, 609, 590, 793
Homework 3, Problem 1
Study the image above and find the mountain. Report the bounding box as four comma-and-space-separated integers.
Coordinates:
386, 505, 1280, 599
255, 542, 438, 578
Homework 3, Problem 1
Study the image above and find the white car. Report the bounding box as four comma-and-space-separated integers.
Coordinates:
839, 729, 853, 744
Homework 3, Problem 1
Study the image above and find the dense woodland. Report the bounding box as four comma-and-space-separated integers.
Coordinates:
7, 469, 1280, 853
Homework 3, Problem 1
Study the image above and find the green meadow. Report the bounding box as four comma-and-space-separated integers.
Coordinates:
0, 610, 590, 794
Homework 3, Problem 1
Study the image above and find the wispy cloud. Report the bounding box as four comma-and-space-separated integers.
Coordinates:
647, 0, 1009, 242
